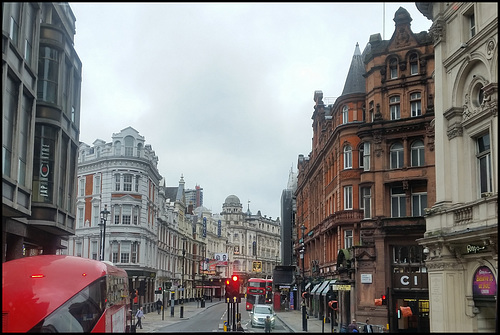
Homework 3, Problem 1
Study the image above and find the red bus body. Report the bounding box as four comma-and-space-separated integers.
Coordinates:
245, 278, 269, 311
2, 255, 130, 333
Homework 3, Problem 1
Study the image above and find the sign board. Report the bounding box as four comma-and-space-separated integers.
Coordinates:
332, 284, 351, 291
361, 274, 372, 284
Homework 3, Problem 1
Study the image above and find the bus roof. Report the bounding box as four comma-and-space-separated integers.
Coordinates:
2, 255, 126, 332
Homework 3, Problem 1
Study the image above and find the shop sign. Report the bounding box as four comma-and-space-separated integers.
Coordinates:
332, 284, 351, 291
467, 244, 486, 253
361, 274, 372, 284
393, 273, 428, 289
473, 266, 496, 297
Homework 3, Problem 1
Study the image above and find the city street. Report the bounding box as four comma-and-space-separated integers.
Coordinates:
134, 300, 360, 333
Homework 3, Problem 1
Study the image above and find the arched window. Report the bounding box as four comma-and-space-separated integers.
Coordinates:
410, 53, 419, 75
390, 142, 404, 169
389, 58, 398, 79
343, 144, 352, 169
342, 105, 349, 124
137, 143, 143, 157
124, 136, 134, 156
114, 141, 121, 155
411, 140, 425, 166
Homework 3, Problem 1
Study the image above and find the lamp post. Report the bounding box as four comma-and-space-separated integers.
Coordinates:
180, 237, 186, 318
99, 204, 110, 261
300, 224, 307, 332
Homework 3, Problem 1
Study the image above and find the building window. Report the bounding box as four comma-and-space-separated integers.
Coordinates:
78, 207, 84, 228
115, 173, 120, 191
360, 186, 371, 219
465, 9, 476, 38
37, 47, 59, 104
93, 204, 100, 226
76, 242, 82, 257
411, 140, 425, 166
79, 178, 85, 196
3, 76, 18, 178
344, 145, 352, 169
344, 186, 353, 210
18, 94, 32, 186
114, 141, 121, 155
477, 133, 492, 194
410, 92, 422, 117
124, 136, 134, 156
114, 214, 120, 225
120, 242, 130, 263
412, 192, 427, 216
9, 4, 20, 45
390, 142, 404, 169
359, 142, 370, 171
131, 242, 138, 263
112, 243, 118, 263
368, 101, 375, 122
342, 105, 349, 124
135, 175, 140, 192
94, 175, 100, 194
391, 186, 406, 217
91, 241, 98, 260
123, 174, 133, 191
344, 230, 353, 249
122, 206, 131, 225
390, 96, 401, 120
133, 207, 139, 225
410, 54, 419, 75
390, 58, 398, 79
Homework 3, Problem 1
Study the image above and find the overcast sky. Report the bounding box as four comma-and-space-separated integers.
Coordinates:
69, 2, 432, 220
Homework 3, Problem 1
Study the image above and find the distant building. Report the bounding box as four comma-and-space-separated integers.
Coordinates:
185, 184, 203, 210
3, 2, 82, 262
221, 195, 281, 283
416, 3, 498, 333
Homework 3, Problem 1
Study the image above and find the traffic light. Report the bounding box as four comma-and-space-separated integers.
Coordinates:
381, 294, 387, 305
225, 275, 240, 300
155, 287, 163, 294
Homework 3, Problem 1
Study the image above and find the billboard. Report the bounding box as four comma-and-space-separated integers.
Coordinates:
214, 253, 229, 266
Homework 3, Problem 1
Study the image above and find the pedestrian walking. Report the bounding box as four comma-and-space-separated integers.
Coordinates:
363, 319, 373, 333
264, 315, 272, 333
135, 307, 145, 329
347, 318, 357, 333
156, 298, 163, 314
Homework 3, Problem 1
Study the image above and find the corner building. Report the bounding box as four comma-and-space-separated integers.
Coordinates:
295, 7, 435, 332
68, 127, 162, 313
416, 3, 498, 332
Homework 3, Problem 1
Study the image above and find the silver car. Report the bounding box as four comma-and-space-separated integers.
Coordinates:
250, 304, 276, 328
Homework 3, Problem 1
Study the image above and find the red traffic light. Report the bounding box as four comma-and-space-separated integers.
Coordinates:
232, 275, 238, 282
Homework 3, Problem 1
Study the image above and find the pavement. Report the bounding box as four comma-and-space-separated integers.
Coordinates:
133, 300, 346, 333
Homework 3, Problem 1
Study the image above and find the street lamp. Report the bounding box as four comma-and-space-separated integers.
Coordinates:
300, 224, 307, 332
99, 204, 110, 261
181, 237, 187, 303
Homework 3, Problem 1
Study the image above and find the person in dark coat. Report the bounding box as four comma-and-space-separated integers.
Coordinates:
363, 319, 373, 333
156, 298, 163, 314
264, 315, 272, 333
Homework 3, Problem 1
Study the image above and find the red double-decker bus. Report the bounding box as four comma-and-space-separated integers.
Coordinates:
246, 278, 272, 311
2, 255, 131, 332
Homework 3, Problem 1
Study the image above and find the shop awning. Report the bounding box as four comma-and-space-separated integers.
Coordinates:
310, 283, 321, 294
315, 280, 330, 296
305, 282, 312, 291
320, 280, 336, 296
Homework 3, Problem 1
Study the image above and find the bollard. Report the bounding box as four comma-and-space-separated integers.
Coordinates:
180, 305, 184, 318
201, 299, 205, 308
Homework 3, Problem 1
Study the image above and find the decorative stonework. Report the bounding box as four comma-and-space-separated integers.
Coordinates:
447, 124, 463, 139
486, 39, 496, 60
429, 19, 445, 44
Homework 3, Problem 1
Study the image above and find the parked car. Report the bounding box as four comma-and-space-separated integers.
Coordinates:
250, 304, 276, 328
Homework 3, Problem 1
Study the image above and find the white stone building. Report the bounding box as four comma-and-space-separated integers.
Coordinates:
416, 3, 497, 333
68, 126, 162, 312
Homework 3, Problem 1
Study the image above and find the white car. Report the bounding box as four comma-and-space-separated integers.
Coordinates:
250, 304, 276, 328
